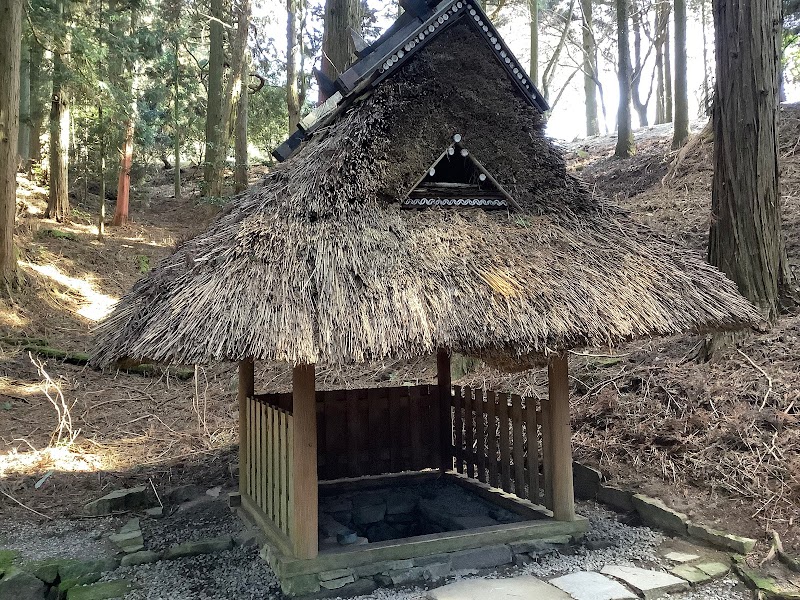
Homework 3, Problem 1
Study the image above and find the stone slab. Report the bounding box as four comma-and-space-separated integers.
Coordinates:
84, 487, 148, 516
163, 535, 233, 559
0, 569, 47, 600
597, 486, 634, 512
687, 523, 756, 554
120, 551, 161, 567
670, 565, 711, 584
318, 574, 356, 590
663, 551, 700, 563
550, 571, 637, 600
449, 544, 513, 571
696, 562, 730, 578
632, 494, 689, 536
318, 568, 353, 582
573, 462, 603, 500
66, 580, 137, 600
427, 576, 572, 600
601, 566, 689, 600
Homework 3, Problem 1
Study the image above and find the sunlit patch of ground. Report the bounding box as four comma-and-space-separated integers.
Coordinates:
19, 261, 118, 322
0, 445, 106, 478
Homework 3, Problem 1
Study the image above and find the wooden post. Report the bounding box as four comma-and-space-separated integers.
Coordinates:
547, 352, 576, 521
437, 348, 453, 472
238, 359, 254, 495
292, 363, 318, 559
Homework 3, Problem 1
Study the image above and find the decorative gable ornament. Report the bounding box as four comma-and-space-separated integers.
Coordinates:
402, 134, 516, 210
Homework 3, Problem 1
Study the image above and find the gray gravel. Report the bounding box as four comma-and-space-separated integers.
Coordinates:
2, 498, 752, 600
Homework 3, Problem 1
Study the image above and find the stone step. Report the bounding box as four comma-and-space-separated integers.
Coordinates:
601, 565, 689, 600
427, 575, 572, 600
550, 571, 638, 600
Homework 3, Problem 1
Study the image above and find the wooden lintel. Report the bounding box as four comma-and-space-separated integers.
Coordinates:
547, 352, 576, 521
291, 363, 318, 559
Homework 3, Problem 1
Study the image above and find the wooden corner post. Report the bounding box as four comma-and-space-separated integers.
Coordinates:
547, 352, 576, 521
292, 363, 318, 559
238, 359, 254, 494
437, 348, 453, 472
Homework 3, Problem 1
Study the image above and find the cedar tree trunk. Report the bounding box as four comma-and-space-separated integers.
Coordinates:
287, 0, 301, 132
672, 0, 689, 148
47, 0, 70, 222
321, 0, 360, 99
581, 0, 598, 135
615, 0, 634, 157
1, 0, 22, 289
709, 0, 793, 321
204, 0, 225, 193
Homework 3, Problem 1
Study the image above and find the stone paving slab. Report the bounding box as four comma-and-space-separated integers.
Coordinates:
663, 551, 700, 563
670, 564, 711, 584
601, 565, 690, 600
697, 562, 730, 577
550, 571, 638, 600
427, 575, 572, 600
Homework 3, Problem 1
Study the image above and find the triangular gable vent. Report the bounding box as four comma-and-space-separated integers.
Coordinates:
402, 134, 517, 210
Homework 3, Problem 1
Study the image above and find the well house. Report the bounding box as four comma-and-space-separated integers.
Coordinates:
92, 0, 760, 595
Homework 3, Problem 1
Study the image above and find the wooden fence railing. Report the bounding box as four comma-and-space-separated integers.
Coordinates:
244, 395, 294, 538
450, 387, 551, 508
316, 385, 440, 480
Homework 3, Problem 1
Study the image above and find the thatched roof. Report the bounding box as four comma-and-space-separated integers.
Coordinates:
91, 17, 761, 369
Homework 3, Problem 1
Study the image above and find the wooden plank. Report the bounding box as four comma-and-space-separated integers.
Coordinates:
487, 391, 498, 487
399, 387, 412, 470
475, 388, 486, 483
463, 387, 474, 479
498, 392, 512, 492
247, 397, 253, 498
453, 387, 464, 474
525, 397, 540, 504
548, 353, 576, 521
357, 389, 370, 474
286, 414, 295, 541
388, 386, 403, 473
511, 394, 525, 498
436, 349, 452, 471
239, 492, 293, 559
291, 363, 318, 559
409, 385, 423, 470
262, 402, 269, 512
238, 360, 253, 497
316, 392, 326, 473
266, 404, 273, 519
281, 410, 290, 534
541, 402, 553, 510
346, 389, 359, 478
275, 517, 589, 578
367, 387, 382, 476
272, 405, 279, 522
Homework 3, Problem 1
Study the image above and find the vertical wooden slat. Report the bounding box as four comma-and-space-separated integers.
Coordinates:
286, 413, 294, 539
272, 405, 279, 522
463, 387, 474, 479
548, 353, 576, 521
247, 398, 254, 498
388, 387, 402, 472
292, 363, 318, 559
498, 392, 512, 492
346, 389, 359, 477
436, 349, 452, 471
367, 388, 382, 475
259, 402, 266, 511
511, 394, 525, 497
266, 405, 273, 518
525, 397, 540, 504
279, 409, 288, 533
541, 401, 553, 510
475, 388, 486, 483
238, 360, 253, 498
409, 385, 423, 470
487, 390, 498, 487
453, 387, 464, 474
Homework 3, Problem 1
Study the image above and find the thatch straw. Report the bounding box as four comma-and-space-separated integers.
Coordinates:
91, 21, 761, 369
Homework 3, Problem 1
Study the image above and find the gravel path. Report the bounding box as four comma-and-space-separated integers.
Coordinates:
2, 497, 752, 600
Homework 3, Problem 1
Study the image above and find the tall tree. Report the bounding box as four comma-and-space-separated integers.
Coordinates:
286, 0, 302, 132
203, 0, 225, 193
654, 2, 669, 124
208, 0, 251, 198
581, 0, 598, 136
709, 0, 793, 321
112, 5, 139, 226
529, 0, 539, 87
1, 0, 22, 290
672, 0, 689, 147
615, 0, 634, 157
46, 0, 70, 221
321, 0, 360, 92
664, 14, 673, 121
18, 32, 31, 172
234, 63, 249, 194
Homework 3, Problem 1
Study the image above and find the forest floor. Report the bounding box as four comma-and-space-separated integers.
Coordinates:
0, 108, 798, 577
